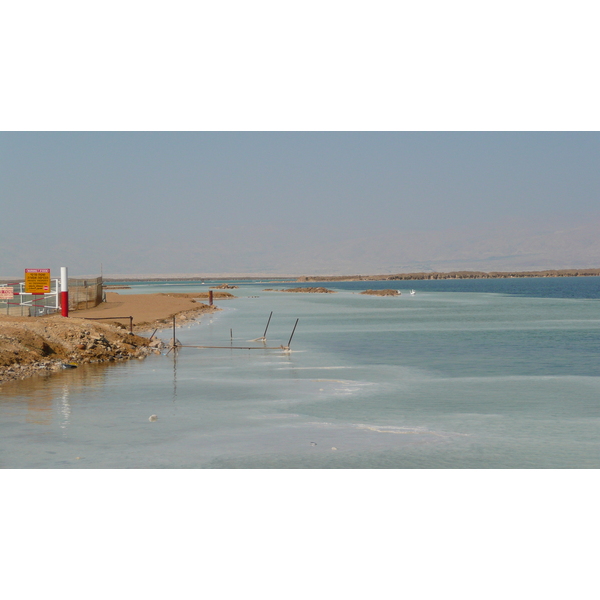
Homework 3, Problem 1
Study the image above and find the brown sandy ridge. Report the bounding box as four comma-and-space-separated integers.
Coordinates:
360, 289, 400, 296
72, 292, 229, 332
264, 287, 336, 293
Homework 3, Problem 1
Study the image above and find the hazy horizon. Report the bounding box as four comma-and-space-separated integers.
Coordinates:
2, 132, 600, 279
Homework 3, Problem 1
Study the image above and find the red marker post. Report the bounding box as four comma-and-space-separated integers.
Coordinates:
61, 267, 69, 317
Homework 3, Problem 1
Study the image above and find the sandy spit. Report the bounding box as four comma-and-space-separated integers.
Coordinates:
360, 289, 400, 296
71, 292, 225, 332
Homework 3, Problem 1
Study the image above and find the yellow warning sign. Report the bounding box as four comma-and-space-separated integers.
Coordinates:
25, 269, 51, 294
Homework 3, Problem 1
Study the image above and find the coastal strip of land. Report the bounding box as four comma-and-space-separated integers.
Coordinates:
31, 268, 597, 286
296, 268, 600, 282
0, 291, 227, 384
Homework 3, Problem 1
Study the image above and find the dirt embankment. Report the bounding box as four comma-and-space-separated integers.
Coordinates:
0, 291, 227, 385
0, 316, 156, 384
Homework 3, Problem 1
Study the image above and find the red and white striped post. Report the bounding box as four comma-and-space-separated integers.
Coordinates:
61, 267, 69, 317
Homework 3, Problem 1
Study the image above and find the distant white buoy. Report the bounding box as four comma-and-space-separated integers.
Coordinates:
331, 447, 337, 451
149, 415, 158, 422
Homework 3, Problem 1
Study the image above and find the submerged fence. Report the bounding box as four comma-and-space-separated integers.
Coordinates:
0, 277, 104, 316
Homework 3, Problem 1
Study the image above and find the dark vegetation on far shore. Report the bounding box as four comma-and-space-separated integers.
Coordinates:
297, 269, 600, 282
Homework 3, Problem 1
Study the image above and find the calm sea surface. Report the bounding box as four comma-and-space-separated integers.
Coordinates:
2, 277, 600, 468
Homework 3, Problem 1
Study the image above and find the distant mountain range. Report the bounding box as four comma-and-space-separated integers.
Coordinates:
315, 219, 600, 275
196, 217, 600, 276
3, 216, 600, 278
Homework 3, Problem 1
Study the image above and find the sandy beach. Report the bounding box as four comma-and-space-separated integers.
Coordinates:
72, 291, 224, 332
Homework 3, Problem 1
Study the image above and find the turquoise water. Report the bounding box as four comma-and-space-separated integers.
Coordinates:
2, 277, 600, 468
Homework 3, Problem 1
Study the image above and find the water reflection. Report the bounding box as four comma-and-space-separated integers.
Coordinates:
25, 388, 54, 425
172, 349, 178, 400
3, 280, 600, 469
0, 363, 113, 428
60, 383, 71, 429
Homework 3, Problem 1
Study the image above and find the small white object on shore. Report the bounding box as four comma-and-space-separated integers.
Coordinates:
149, 415, 158, 422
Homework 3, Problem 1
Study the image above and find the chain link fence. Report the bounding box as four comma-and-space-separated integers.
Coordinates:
0, 277, 104, 316
68, 277, 103, 310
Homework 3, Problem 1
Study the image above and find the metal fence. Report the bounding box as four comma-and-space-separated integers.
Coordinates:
0, 277, 104, 316
0, 280, 58, 316
0, 281, 31, 315
68, 277, 103, 310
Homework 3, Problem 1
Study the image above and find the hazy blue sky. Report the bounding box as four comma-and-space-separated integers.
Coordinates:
3, 3, 599, 277
2, 132, 600, 276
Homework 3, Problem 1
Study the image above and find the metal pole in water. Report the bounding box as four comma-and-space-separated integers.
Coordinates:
287, 318, 299, 348
262, 311, 273, 339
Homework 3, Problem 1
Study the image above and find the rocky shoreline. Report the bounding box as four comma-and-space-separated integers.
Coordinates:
0, 316, 165, 385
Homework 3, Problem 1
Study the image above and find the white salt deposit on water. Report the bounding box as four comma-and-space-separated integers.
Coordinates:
1, 277, 600, 468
